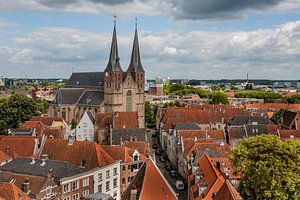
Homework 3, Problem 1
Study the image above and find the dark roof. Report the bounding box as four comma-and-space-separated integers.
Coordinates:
86, 111, 95, 125
0, 157, 88, 180
245, 124, 268, 137
230, 115, 270, 126
53, 88, 85, 105
229, 127, 247, 139
77, 90, 104, 106
105, 24, 123, 72
127, 28, 144, 73
281, 110, 298, 129
111, 128, 145, 145
65, 72, 104, 88
174, 122, 200, 130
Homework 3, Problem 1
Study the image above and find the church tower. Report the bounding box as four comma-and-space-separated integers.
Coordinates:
104, 21, 124, 113
125, 22, 145, 128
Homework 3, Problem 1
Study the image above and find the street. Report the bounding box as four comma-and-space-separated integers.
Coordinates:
146, 129, 188, 200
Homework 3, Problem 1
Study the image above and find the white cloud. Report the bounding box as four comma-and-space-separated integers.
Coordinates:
1, 21, 300, 79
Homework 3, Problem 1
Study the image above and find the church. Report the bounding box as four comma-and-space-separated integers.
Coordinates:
48, 21, 145, 128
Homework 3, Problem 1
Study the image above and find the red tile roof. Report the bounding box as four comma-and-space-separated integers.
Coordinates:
162, 108, 210, 130
278, 130, 300, 141
184, 141, 231, 158
139, 159, 177, 200
102, 145, 147, 163
41, 139, 115, 169
0, 183, 31, 200
188, 154, 225, 200
30, 116, 68, 126
266, 124, 279, 134
178, 130, 225, 140
0, 150, 11, 164
0, 136, 36, 158
246, 103, 300, 112
124, 141, 151, 157
19, 121, 48, 137
96, 112, 139, 129
213, 180, 242, 200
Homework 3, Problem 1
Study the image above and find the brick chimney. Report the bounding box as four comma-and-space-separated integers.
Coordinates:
21, 178, 29, 193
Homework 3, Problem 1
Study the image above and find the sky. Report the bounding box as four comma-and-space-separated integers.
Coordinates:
0, 0, 300, 80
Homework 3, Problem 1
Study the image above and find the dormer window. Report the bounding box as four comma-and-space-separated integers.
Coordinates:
132, 150, 140, 162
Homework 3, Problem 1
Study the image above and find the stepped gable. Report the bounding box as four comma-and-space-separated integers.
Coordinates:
65, 72, 104, 88
41, 139, 115, 169
0, 183, 31, 200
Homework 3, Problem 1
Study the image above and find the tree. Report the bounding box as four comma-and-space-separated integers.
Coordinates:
0, 94, 40, 134
209, 92, 229, 104
145, 102, 155, 128
71, 119, 77, 130
229, 135, 300, 200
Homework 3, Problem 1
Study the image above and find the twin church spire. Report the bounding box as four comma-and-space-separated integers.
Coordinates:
104, 19, 144, 73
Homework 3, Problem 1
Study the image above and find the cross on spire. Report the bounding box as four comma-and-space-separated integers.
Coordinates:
113, 12, 118, 26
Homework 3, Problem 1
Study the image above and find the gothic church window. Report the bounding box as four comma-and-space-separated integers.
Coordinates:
126, 90, 133, 112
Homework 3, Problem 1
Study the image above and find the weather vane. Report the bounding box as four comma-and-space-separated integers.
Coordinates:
113, 12, 118, 25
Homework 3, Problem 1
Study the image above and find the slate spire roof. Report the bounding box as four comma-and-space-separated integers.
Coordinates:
105, 21, 122, 72
127, 23, 144, 72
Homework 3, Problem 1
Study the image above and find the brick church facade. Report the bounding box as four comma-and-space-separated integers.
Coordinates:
48, 22, 145, 128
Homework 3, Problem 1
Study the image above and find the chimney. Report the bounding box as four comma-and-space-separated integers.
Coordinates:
30, 158, 35, 165
68, 135, 75, 145
21, 178, 29, 193
40, 159, 46, 166
41, 154, 49, 160
47, 168, 53, 179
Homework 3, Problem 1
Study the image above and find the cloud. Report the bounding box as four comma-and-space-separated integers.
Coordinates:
0, 0, 300, 20
1, 21, 300, 79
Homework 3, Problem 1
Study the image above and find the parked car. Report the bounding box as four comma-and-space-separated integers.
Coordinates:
159, 155, 166, 162
175, 180, 185, 190
164, 163, 172, 171
152, 144, 158, 149
169, 170, 178, 178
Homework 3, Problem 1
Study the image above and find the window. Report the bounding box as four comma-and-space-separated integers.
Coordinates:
106, 170, 110, 178
106, 181, 110, 192
83, 177, 89, 187
113, 178, 117, 188
72, 193, 79, 200
98, 184, 102, 193
113, 168, 117, 176
63, 184, 70, 194
63, 197, 71, 200
98, 173, 103, 182
72, 181, 79, 191
122, 178, 125, 184
46, 186, 52, 195
126, 90, 133, 112
122, 166, 126, 171
83, 190, 89, 197
113, 191, 117, 197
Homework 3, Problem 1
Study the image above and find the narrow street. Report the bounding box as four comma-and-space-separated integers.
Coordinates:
146, 129, 188, 200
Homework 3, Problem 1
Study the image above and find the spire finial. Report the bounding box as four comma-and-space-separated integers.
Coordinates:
113, 12, 118, 27
135, 17, 138, 30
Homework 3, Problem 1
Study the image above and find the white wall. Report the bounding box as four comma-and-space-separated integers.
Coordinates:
76, 112, 95, 142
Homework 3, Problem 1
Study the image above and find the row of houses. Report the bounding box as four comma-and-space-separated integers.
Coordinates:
0, 135, 177, 200
155, 104, 300, 200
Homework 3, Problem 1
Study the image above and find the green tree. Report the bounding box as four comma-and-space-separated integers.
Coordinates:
35, 98, 49, 112
145, 102, 155, 128
229, 135, 300, 200
209, 92, 229, 104
71, 119, 77, 130
0, 94, 40, 134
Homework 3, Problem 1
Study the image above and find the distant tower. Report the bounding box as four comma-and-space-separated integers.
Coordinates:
125, 19, 145, 128
104, 19, 124, 113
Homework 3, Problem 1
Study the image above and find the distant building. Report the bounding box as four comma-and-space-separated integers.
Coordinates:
76, 111, 96, 142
